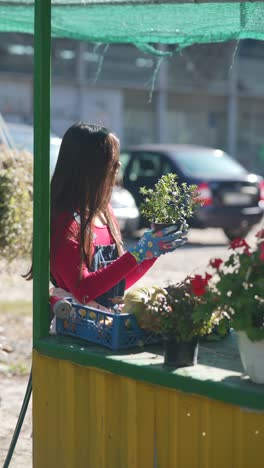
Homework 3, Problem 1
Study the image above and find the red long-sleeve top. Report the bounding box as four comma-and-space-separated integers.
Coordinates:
50, 211, 156, 304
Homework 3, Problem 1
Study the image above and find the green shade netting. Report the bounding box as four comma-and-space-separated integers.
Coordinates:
1, 1, 264, 47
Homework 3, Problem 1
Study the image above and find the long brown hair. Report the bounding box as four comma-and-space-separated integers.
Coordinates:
24, 122, 124, 280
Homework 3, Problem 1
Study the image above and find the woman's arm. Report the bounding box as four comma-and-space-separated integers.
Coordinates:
124, 258, 157, 290
107, 205, 157, 289
51, 233, 138, 304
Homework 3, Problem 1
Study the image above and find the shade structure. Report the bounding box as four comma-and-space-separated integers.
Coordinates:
1, 1, 264, 48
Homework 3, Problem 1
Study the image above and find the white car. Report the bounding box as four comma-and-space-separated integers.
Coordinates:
110, 184, 140, 236
3, 121, 140, 236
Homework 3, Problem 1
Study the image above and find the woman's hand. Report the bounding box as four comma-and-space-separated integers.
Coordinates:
129, 225, 187, 264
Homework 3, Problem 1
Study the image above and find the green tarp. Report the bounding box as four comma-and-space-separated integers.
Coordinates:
1, 1, 264, 48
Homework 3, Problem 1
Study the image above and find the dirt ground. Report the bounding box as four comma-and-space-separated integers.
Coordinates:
0, 376, 32, 468
0, 258, 32, 468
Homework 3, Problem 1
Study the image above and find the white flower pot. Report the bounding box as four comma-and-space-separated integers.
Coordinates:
237, 331, 264, 384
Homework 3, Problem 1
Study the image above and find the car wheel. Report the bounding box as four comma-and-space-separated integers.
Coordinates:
223, 226, 251, 241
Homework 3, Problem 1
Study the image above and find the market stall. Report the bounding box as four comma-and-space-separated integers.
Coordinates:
1, 1, 264, 467
33, 332, 264, 467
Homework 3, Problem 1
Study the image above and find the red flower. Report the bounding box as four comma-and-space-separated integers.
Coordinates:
256, 229, 264, 241
260, 243, 264, 262
205, 273, 213, 281
228, 237, 251, 255
190, 273, 211, 296
229, 237, 249, 250
209, 258, 223, 270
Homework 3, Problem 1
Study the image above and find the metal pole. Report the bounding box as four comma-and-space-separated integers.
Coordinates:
155, 51, 168, 143
76, 41, 86, 120
33, 0, 51, 342
227, 43, 239, 159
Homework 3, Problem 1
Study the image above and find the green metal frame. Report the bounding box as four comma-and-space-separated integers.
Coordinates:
32, 1, 264, 410
33, 0, 51, 343
35, 336, 264, 410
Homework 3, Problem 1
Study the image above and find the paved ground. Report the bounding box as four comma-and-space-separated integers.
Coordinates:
0, 223, 262, 467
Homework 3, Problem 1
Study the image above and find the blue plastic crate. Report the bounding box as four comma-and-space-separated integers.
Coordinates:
55, 301, 161, 351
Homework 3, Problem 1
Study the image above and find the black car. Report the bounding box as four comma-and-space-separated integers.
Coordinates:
120, 144, 264, 240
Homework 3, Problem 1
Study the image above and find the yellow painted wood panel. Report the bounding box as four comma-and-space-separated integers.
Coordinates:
208, 399, 237, 468
33, 354, 60, 468
199, 398, 210, 468
105, 373, 123, 468
74, 365, 91, 465
136, 382, 155, 468
233, 407, 244, 468
155, 387, 169, 467
88, 369, 106, 467
167, 388, 179, 466
33, 351, 264, 468
120, 377, 138, 468
178, 393, 205, 468
58, 360, 76, 468
240, 409, 264, 468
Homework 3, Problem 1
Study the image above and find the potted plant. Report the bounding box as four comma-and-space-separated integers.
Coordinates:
193, 229, 264, 383
139, 173, 202, 231
124, 277, 221, 368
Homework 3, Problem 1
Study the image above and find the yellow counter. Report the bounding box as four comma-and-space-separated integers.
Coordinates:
33, 335, 264, 468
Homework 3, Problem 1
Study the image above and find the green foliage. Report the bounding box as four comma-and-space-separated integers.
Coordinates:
139, 173, 202, 225
0, 145, 33, 263
195, 234, 264, 341
140, 278, 219, 342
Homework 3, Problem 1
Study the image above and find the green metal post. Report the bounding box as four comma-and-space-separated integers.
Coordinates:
33, 0, 51, 343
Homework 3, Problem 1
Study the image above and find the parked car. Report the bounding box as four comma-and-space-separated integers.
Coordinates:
120, 144, 264, 240
2, 122, 139, 236
110, 183, 140, 236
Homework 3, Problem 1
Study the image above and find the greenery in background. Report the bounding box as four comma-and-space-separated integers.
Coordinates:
139, 173, 202, 225
194, 232, 264, 341
0, 145, 33, 263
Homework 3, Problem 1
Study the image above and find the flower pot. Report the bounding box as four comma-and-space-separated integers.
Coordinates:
236, 331, 264, 384
163, 337, 199, 368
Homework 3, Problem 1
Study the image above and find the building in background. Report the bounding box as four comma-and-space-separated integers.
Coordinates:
0, 33, 263, 175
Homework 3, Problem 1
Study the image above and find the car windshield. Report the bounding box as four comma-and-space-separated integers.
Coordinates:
173, 149, 247, 178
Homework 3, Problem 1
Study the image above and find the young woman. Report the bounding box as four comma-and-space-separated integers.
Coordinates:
46, 123, 187, 309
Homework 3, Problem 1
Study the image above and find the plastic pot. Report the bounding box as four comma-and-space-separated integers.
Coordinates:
150, 222, 184, 233
163, 337, 199, 368
236, 331, 264, 384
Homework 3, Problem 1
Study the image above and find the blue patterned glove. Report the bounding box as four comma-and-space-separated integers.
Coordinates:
129, 225, 188, 264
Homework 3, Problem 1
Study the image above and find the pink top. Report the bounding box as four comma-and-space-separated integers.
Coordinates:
50, 211, 156, 304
